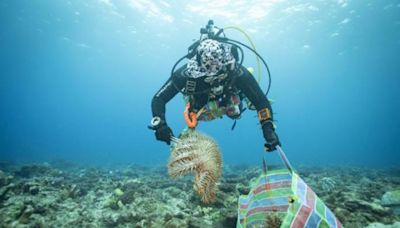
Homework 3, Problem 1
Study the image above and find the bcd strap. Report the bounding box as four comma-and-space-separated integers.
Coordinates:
185, 79, 196, 94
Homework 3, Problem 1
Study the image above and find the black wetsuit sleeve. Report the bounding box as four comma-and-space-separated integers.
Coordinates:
151, 65, 186, 122
234, 67, 274, 120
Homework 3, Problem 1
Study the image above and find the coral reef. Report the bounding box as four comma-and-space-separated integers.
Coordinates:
168, 130, 222, 204
0, 162, 398, 227
0, 170, 13, 187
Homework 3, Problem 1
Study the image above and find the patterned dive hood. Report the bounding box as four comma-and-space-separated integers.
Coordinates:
186, 39, 235, 78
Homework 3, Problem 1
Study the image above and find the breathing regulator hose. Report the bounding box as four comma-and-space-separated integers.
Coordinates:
222, 26, 272, 96
224, 26, 262, 83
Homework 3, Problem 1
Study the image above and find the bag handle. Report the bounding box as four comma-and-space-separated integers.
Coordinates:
276, 145, 294, 174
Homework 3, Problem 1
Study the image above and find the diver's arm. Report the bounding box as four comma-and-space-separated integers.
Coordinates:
235, 66, 281, 151
150, 65, 186, 145
151, 65, 186, 121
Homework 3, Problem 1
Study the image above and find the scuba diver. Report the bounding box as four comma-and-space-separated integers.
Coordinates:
149, 20, 281, 152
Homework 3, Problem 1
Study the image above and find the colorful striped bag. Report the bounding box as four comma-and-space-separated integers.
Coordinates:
237, 146, 342, 228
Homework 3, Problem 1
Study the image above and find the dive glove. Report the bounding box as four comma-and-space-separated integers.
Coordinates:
262, 121, 281, 152
149, 117, 174, 145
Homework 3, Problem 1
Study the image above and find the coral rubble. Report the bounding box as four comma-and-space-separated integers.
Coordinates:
0, 162, 398, 227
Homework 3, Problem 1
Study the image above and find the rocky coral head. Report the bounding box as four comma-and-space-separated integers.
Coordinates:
381, 190, 400, 215
168, 130, 222, 204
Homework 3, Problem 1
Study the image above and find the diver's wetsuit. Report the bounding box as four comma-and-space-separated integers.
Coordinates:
151, 64, 274, 124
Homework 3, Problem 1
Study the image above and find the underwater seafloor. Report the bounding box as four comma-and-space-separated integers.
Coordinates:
0, 161, 399, 228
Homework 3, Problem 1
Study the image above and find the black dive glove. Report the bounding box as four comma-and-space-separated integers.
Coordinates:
155, 124, 173, 145
262, 121, 281, 152
149, 117, 174, 145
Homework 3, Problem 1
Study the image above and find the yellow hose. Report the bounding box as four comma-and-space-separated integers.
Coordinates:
224, 26, 262, 83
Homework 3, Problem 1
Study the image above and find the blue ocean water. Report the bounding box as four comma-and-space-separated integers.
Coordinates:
0, 0, 399, 167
